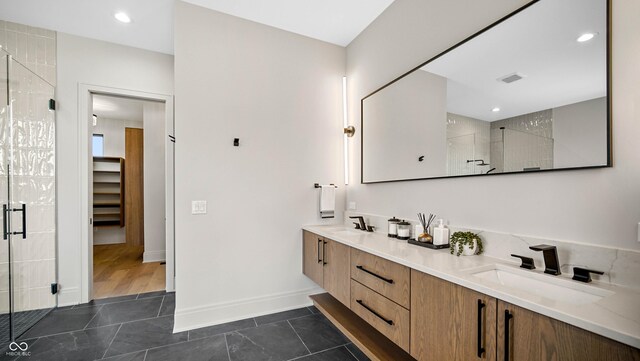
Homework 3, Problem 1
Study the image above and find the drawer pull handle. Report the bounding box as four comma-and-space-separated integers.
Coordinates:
477, 299, 485, 358
322, 241, 327, 265
504, 309, 513, 361
317, 239, 322, 264
356, 299, 394, 326
356, 265, 394, 284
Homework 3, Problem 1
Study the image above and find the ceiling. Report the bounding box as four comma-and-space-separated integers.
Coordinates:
0, 0, 394, 54
93, 94, 145, 121
421, 0, 606, 122
182, 0, 394, 46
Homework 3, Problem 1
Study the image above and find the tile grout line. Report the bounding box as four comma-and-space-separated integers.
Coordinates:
286, 343, 352, 361
188, 324, 258, 343
77, 292, 169, 309
286, 320, 311, 356
20, 323, 120, 341
101, 323, 123, 360
224, 333, 232, 361
83, 304, 104, 330
255, 311, 314, 327
156, 296, 165, 318
84, 311, 173, 333
344, 345, 362, 361
142, 349, 149, 361
187, 313, 315, 343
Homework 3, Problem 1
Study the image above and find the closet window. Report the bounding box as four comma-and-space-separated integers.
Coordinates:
92, 134, 104, 157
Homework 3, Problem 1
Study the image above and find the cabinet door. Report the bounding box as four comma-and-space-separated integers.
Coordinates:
497, 301, 640, 361
302, 231, 323, 286
323, 239, 351, 306
411, 270, 497, 361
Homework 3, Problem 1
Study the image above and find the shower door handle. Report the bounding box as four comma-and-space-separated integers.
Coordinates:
17, 204, 26, 239
2, 204, 8, 240
5, 204, 26, 239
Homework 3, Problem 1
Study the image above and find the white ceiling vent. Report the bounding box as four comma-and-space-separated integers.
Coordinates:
498, 72, 525, 84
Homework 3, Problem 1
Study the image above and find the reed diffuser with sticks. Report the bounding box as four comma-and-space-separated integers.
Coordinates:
417, 213, 436, 243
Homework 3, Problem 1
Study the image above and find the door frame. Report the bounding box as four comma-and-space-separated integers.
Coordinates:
78, 84, 175, 303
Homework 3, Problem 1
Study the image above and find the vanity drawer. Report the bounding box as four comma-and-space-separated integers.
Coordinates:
351, 248, 411, 309
351, 280, 410, 352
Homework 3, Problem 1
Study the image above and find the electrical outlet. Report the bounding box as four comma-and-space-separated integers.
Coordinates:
191, 200, 207, 215
348, 201, 357, 210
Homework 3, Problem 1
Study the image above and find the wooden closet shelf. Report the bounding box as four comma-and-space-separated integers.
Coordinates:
94, 202, 121, 207
93, 220, 121, 227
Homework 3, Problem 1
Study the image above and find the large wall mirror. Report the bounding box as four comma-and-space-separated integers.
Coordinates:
361, 0, 610, 183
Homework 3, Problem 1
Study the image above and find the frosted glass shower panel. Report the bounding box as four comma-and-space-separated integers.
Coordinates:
9, 58, 56, 314
0, 51, 10, 332
503, 129, 553, 172
447, 134, 476, 176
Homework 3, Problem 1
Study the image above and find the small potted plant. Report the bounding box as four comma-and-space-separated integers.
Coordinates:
450, 231, 483, 256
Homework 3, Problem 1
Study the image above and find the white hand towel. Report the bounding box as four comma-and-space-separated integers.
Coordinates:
320, 185, 335, 219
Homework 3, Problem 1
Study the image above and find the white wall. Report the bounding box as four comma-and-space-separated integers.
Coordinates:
174, 2, 345, 331
142, 102, 166, 262
56, 33, 173, 305
553, 97, 608, 168
346, 0, 640, 251
363, 70, 447, 182
92, 117, 143, 158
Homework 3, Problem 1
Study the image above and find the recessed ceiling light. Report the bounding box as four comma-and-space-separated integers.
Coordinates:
114, 12, 131, 23
577, 33, 596, 42
492, 107, 501, 112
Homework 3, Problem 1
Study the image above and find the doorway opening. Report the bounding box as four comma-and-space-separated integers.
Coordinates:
88, 93, 173, 300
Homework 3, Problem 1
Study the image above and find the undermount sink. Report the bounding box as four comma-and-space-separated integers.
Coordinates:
331, 230, 366, 237
466, 264, 614, 305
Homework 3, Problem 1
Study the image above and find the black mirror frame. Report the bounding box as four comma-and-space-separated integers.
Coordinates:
360, 0, 612, 184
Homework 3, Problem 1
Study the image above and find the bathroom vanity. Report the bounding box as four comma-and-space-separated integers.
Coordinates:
302, 226, 640, 361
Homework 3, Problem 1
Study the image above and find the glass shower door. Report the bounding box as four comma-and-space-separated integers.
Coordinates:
0, 49, 12, 343
0, 50, 57, 342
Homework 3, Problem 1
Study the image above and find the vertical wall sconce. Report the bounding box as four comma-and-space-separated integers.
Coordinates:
342, 76, 350, 185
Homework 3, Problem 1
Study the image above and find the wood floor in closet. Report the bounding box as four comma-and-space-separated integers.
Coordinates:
93, 244, 165, 299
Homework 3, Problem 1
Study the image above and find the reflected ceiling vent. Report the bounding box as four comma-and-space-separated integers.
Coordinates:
497, 72, 525, 84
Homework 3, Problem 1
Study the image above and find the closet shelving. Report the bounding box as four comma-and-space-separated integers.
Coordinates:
93, 157, 125, 227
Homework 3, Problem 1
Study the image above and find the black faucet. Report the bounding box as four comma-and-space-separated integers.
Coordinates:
349, 216, 367, 231
572, 267, 604, 283
529, 245, 561, 275
511, 254, 536, 270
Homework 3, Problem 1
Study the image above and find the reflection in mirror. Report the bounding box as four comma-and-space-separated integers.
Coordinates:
362, 0, 609, 183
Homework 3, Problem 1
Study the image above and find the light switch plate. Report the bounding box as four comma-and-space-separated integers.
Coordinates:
637, 222, 640, 242
348, 201, 357, 210
192, 200, 207, 215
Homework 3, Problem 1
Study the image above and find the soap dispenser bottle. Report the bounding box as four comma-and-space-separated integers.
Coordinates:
433, 219, 450, 246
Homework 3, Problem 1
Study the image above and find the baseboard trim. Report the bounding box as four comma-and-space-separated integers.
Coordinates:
143, 250, 166, 263
173, 287, 324, 333
57, 286, 80, 307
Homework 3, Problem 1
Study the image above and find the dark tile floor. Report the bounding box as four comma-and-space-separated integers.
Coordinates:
0, 292, 369, 361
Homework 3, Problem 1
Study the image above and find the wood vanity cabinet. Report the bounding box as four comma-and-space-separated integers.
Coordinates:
303, 230, 324, 286
411, 270, 497, 360
497, 301, 640, 361
411, 268, 640, 361
302, 231, 350, 306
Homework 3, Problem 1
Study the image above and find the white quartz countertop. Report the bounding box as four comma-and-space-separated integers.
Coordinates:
303, 224, 640, 349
